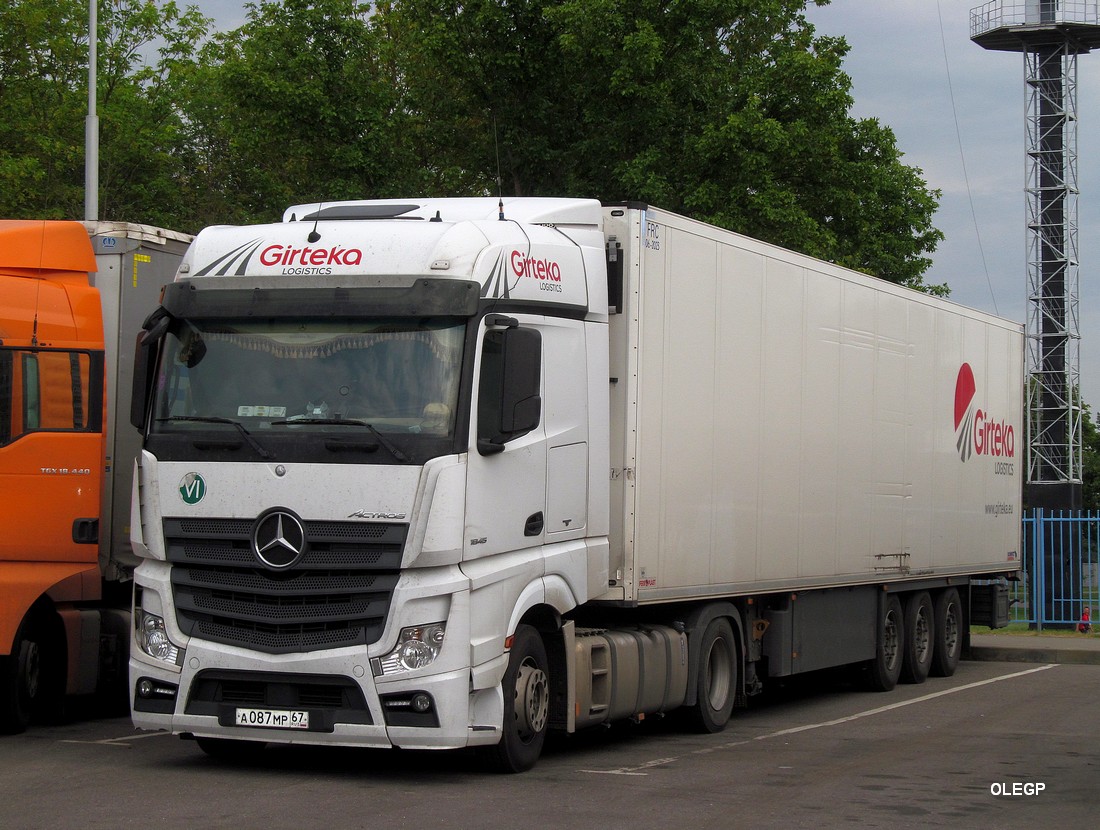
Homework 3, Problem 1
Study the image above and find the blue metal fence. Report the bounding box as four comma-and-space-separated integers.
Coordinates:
1014, 510, 1100, 630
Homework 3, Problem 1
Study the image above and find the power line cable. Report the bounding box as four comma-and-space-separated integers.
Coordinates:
938, 0, 1000, 315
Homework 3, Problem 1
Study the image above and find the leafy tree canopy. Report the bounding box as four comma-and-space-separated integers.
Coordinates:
389, 0, 945, 289
0, 0, 207, 224
0, 0, 944, 291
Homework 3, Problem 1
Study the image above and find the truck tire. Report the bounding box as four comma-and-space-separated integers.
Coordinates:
483, 624, 549, 773
687, 617, 738, 733
0, 635, 37, 734
0, 616, 63, 733
930, 587, 962, 677
900, 592, 934, 684
866, 596, 905, 692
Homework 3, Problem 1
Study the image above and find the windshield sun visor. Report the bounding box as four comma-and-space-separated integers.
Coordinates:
159, 278, 481, 320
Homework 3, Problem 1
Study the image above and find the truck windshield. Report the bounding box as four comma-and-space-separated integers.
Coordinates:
149, 317, 465, 446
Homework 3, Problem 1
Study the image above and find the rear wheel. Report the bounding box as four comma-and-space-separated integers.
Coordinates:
900, 592, 934, 684
866, 596, 905, 692
930, 587, 962, 677
484, 624, 549, 773
687, 617, 738, 733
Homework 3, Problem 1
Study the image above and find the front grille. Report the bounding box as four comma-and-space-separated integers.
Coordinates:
165, 517, 405, 654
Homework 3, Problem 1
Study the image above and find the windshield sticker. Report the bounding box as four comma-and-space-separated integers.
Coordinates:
238, 405, 287, 418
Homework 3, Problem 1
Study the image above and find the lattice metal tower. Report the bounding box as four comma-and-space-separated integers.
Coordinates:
971, 1, 1100, 508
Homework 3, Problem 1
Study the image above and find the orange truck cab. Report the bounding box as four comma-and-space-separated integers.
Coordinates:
0, 219, 191, 732
0, 220, 108, 730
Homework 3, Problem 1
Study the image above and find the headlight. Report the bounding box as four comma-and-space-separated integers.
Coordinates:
136, 609, 182, 665
373, 623, 446, 676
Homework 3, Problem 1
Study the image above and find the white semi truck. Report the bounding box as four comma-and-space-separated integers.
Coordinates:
127, 198, 1022, 771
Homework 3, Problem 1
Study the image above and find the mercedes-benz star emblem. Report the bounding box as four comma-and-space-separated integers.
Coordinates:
252, 509, 307, 570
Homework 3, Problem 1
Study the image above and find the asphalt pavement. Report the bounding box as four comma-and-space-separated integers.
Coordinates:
968, 630, 1100, 665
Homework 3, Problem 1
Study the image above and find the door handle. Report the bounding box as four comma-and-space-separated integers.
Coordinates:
524, 512, 544, 537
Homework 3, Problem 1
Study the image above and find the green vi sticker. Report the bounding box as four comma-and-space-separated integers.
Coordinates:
179, 473, 206, 504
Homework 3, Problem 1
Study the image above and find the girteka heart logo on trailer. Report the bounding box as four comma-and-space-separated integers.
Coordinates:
954, 363, 1015, 463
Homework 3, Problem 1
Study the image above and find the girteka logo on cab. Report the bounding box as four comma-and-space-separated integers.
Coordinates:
954, 363, 1015, 463
482, 250, 566, 299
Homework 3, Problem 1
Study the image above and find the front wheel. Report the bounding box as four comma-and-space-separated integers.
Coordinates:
0, 616, 63, 734
483, 624, 549, 773
686, 617, 738, 733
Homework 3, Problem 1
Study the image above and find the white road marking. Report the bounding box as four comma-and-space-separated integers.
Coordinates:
61, 730, 171, 747
579, 664, 1058, 776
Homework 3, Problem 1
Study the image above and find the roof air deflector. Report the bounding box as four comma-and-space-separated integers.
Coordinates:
299, 204, 423, 221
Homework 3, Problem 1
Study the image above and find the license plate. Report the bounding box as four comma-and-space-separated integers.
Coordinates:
234, 707, 310, 730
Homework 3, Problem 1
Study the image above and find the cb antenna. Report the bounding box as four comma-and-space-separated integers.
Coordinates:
494, 117, 505, 221
308, 202, 323, 242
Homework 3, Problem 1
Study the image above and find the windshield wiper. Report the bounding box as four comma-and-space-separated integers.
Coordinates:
268, 417, 409, 462
157, 415, 273, 459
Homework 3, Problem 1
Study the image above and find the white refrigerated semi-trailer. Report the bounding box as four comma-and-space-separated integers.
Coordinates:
127, 199, 1021, 771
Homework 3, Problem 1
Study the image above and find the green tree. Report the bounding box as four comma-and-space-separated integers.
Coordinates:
388, 0, 944, 290
0, 0, 208, 224
0, 0, 89, 216
178, 0, 435, 227
1082, 404, 1100, 511
97, 0, 209, 226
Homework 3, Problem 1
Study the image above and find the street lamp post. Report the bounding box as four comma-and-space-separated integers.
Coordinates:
84, 0, 98, 221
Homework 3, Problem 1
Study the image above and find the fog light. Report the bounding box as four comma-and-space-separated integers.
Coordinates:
135, 677, 177, 699
379, 691, 438, 727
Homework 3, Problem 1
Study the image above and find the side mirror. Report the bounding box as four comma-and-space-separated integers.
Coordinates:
477, 325, 541, 455
130, 308, 170, 430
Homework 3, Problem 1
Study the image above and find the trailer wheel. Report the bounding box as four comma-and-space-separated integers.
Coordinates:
687, 617, 738, 733
930, 588, 962, 677
483, 624, 549, 773
866, 596, 905, 692
900, 592, 934, 684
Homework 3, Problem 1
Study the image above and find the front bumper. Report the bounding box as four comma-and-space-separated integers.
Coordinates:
129, 561, 507, 751
131, 642, 503, 750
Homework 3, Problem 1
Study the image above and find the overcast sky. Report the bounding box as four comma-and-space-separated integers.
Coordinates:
806, 0, 1100, 405
190, 0, 1100, 402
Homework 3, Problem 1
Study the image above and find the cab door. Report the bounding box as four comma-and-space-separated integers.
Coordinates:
463, 314, 546, 561
0, 347, 104, 566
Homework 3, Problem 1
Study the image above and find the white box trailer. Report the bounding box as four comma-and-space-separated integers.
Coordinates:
605, 207, 1021, 601
603, 206, 1021, 682
125, 199, 1021, 771
84, 222, 194, 580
